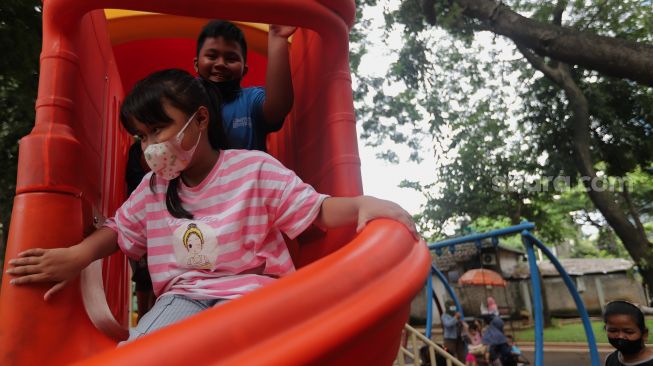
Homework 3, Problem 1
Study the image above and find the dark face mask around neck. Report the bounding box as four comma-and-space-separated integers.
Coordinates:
609, 337, 644, 355
212, 79, 242, 102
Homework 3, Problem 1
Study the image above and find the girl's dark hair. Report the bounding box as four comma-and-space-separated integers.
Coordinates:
120, 68, 228, 219
604, 300, 647, 332
196, 20, 247, 62
468, 321, 478, 331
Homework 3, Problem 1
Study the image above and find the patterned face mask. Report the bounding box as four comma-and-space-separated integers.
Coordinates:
143, 111, 201, 180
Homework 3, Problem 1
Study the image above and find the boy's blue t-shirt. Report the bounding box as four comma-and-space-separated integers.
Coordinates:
221, 87, 283, 151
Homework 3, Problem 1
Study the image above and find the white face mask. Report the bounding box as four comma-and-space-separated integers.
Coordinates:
143, 111, 201, 180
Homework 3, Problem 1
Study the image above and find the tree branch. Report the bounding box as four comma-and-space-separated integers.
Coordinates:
514, 43, 563, 84
552, 0, 566, 27
547, 1, 566, 74
622, 184, 647, 236
581, 211, 604, 230
574, 0, 608, 31
515, 31, 653, 279
422, 0, 437, 25
450, 0, 653, 86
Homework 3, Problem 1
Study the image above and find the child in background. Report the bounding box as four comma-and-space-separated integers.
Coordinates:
481, 296, 500, 316
482, 315, 515, 366
466, 320, 484, 366
194, 20, 295, 151
506, 334, 519, 353
506, 334, 529, 365
6, 69, 418, 343
604, 300, 653, 366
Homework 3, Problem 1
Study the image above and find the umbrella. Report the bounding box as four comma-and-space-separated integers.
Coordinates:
458, 268, 507, 287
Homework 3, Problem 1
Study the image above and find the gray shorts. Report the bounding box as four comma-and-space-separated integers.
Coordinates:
121, 294, 224, 344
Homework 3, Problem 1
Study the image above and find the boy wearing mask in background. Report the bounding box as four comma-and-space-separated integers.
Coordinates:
194, 20, 295, 151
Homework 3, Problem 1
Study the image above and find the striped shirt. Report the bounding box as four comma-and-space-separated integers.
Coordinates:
104, 149, 328, 300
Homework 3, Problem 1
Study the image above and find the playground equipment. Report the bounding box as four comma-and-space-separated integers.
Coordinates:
398, 324, 465, 366
0, 1, 430, 365
425, 222, 601, 366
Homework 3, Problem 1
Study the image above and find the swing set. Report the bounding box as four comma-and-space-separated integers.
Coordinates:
424, 222, 601, 366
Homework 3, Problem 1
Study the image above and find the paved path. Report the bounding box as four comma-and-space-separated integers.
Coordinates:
521, 349, 610, 366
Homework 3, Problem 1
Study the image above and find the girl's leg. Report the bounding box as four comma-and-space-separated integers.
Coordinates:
121, 294, 217, 344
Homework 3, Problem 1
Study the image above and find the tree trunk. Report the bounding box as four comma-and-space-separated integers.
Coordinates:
562, 67, 653, 300
516, 44, 653, 299
422, 0, 653, 86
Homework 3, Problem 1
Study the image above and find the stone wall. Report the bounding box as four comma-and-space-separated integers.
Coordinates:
542, 272, 646, 316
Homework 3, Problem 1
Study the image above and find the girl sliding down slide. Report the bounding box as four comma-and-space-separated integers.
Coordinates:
6, 69, 418, 343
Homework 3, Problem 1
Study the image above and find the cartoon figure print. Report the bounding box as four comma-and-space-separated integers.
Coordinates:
182, 223, 211, 269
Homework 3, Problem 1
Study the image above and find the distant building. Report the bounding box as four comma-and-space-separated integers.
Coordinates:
511, 258, 646, 316
411, 242, 527, 323
412, 249, 647, 323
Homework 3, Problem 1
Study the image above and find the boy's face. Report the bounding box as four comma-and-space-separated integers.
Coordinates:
194, 36, 248, 83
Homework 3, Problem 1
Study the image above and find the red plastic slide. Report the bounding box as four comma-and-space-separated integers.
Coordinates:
0, 1, 430, 365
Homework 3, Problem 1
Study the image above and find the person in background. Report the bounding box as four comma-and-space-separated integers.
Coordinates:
481, 296, 500, 317
506, 334, 529, 366
466, 320, 485, 366
604, 300, 653, 366
442, 299, 467, 362
482, 314, 515, 366
194, 20, 295, 151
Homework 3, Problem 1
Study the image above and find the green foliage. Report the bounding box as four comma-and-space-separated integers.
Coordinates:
351, 0, 652, 256
467, 216, 524, 249
626, 168, 653, 219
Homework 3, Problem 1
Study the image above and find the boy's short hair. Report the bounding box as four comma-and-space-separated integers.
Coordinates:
604, 300, 647, 332
196, 20, 248, 62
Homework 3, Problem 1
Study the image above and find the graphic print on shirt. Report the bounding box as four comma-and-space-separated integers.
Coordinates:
231, 117, 252, 129
172, 221, 219, 270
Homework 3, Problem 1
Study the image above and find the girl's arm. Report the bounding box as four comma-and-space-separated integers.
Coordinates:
6, 226, 119, 301
315, 196, 419, 239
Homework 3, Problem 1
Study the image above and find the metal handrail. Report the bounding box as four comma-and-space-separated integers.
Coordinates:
396, 323, 465, 366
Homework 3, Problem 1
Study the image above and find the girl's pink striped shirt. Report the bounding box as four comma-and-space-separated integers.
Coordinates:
104, 149, 328, 300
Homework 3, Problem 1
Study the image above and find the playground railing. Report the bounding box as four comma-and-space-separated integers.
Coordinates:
395, 323, 465, 366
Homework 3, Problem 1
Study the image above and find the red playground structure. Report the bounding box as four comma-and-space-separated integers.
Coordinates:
0, 1, 430, 365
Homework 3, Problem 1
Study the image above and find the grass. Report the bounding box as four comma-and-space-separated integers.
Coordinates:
514, 319, 653, 343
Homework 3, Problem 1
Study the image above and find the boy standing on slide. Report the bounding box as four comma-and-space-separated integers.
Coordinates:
195, 20, 296, 151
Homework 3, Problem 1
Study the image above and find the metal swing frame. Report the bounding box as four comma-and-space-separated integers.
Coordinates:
424, 222, 600, 366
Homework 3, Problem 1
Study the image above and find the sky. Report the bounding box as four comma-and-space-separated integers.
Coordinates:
354, 2, 438, 215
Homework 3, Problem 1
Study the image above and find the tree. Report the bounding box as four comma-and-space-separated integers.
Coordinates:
0, 1, 42, 264
352, 0, 653, 294
421, 0, 653, 86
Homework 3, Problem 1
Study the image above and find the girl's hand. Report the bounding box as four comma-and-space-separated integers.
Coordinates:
6, 246, 88, 301
357, 196, 419, 240
269, 25, 297, 39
